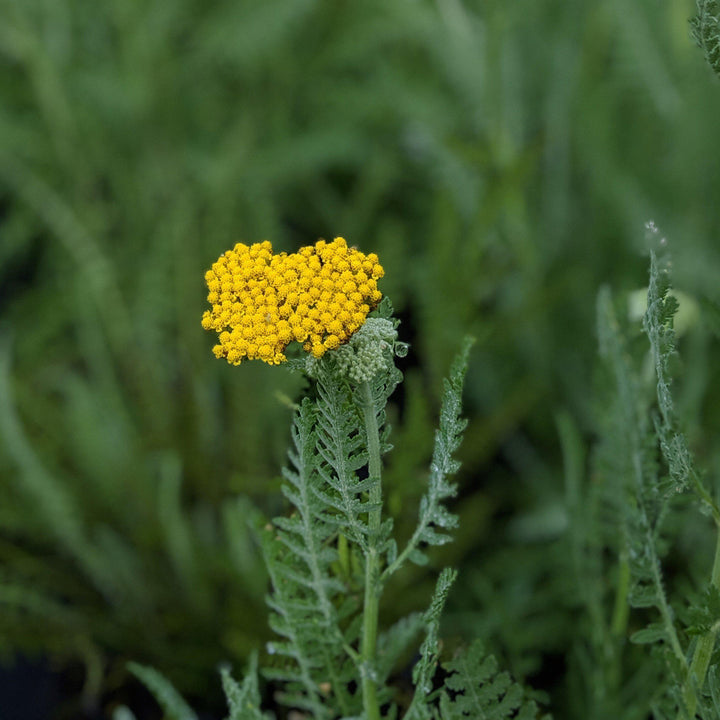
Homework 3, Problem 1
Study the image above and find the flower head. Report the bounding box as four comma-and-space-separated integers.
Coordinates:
202, 237, 384, 365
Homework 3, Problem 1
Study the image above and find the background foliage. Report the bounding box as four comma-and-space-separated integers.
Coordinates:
1, 0, 720, 717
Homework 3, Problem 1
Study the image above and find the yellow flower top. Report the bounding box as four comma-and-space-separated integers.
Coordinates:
201, 237, 384, 365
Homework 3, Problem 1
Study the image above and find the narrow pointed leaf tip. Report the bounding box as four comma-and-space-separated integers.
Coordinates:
127, 663, 198, 720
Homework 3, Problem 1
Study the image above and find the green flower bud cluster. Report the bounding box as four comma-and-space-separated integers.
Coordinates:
333, 317, 399, 383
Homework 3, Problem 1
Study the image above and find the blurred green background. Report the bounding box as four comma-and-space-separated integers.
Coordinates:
1, 0, 720, 717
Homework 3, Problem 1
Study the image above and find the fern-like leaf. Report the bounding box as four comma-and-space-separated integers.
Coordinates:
643, 242, 718, 517
385, 337, 473, 578
685, 586, 720, 636
314, 364, 373, 549
263, 397, 358, 718
221, 654, 272, 720
691, 0, 720, 79
596, 283, 686, 669
439, 640, 542, 720
405, 567, 458, 719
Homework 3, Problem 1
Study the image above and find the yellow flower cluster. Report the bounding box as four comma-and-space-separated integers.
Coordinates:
201, 237, 384, 365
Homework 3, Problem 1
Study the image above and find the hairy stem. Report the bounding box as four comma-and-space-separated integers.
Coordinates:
338, 532, 351, 580
681, 524, 720, 719
360, 380, 383, 720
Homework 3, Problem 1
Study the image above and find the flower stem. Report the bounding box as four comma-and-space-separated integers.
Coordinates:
360, 380, 383, 720
681, 524, 720, 719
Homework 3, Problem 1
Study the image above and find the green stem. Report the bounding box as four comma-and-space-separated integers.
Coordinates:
693, 474, 720, 526
338, 532, 350, 580
360, 380, 383, 720
681, 524, 720, 719
606, 548, 631, 698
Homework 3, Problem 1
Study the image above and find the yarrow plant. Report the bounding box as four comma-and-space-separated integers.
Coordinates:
125, 237, 544, 720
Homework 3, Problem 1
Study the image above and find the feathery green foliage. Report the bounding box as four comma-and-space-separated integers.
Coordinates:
220, 655, 271, 720
591, 228, 720, 718
439, 640, 544, 720
130, 315, 546, 719
691, 0, 720, 78
260, 317, 470, 718
262, 394, 357, 718
384, 338, 473, 576
442, 220, 720, 720
405, 567, 458, 720
597, 278, 682, 662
